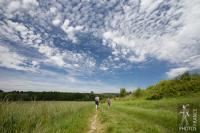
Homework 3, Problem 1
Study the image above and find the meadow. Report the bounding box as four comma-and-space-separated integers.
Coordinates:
1, 73, 199, 133
98, 93, 200, 133
0, 101, 94, 133
1, 94, 199, 133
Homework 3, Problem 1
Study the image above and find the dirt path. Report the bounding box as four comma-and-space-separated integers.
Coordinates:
88, 111, 103, 133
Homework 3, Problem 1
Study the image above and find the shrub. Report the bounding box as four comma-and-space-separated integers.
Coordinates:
146, 73, 200, 100
133, 88, 143, 97
120, 88, 127, 97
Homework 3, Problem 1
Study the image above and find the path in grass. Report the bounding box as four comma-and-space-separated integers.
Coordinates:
88, 112, 97, 133
88, 110, 104, 133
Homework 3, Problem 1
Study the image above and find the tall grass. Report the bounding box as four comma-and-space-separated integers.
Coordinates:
0, 101, 94, 133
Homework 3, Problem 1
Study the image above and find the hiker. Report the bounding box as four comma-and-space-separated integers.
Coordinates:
107, 98, 111, 109
95, 96, 99, 110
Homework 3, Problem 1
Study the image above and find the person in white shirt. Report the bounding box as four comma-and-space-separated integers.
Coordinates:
95, 96, 99, 110
107, 98, 111, 109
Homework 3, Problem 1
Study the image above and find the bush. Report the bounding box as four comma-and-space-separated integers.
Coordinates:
145, 73, 200, 100
133, 88, 143, 97
120, 88, 127, 97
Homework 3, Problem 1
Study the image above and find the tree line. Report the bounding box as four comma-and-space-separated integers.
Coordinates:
0, 91, 118, 101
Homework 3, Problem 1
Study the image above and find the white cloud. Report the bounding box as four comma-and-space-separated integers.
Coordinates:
7, 1, 21, 13
103, 0, 200, 72
61, 19, 83, 43
38, 45, 54, 57
166, 67, 189, 78
140, 0, 155, 11
22, 0, 39, 8
0, 45, 25, 70
140, 0, 163, 14
5, 0, 39, 14
49, 55, 65, 67
62, 19, 70, 29
0, 45, 38, 71
0, 19, 96, 73
37, 45, 66, 68
50, 7, 57, 14
36, 44, 96, 72
100, 66, 108, 71
1, 0, 199, 74
103, 31, 136, 48
103, 31, 146, 63
128, 55, 146, 63
52, 18, 61, 26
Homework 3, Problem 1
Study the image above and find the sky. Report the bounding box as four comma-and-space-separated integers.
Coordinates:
0, 0, 200, 93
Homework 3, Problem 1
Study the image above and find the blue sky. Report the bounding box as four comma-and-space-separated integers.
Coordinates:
0, 0, 200, 93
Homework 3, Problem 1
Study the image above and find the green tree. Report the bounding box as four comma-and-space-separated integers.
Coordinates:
134, 88, 143, 97
120, 88, 127, 97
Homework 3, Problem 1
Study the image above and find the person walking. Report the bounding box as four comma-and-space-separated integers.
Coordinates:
95, 96, 99, 111
107, 98, 111, 109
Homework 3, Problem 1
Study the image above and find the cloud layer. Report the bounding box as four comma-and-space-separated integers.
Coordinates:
0, 0, 200, 91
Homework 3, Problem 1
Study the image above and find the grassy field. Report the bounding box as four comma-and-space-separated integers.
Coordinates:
0, 101, 94, 133
98, 93, 200, 133
1, 94, 199, 133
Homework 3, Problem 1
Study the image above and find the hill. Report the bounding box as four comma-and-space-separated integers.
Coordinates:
130, 72, 200, 100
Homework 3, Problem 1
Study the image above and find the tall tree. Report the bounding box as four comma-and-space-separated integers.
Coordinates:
120, 88, 127, 97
